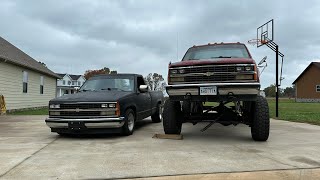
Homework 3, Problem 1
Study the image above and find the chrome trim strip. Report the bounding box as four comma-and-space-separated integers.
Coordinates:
59, 102, 117, 104
46, 122, 68, 128
169, 80, 258, 84
85, 122, 125, 128
166, 82, 260, 88
219, 88, 259, 95
50, 108, 117, 112
46, 117, 125, 122
170, 71, 255, 77
167, 88, 199, 96
169, 64, 254, 69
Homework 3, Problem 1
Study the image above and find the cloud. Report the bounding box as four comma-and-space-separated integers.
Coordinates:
0, 0, 319, 88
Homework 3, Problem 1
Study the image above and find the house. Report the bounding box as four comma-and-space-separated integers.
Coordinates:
56, 73, 86, 97
0, 36, 60, 111
292, 62, 320, 102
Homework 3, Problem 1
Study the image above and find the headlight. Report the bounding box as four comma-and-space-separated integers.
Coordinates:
49, 111, 60, 116
49, 104, 60, 109
245, 66, 253, 71
101, 103, 116, 108
100, 111, 116, 116
178, 69, 185, 74
170, 69, 178, 74
236, 75, 254, 80
170, 77, 184, 82
236, 67, 244, 71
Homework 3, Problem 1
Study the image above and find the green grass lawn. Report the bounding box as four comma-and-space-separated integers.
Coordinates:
8, 108, 48, 115
204, 99, 320, 125
268, 98, 320, 125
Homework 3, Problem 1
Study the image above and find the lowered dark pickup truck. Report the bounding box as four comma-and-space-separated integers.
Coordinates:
46, 74, 163, 135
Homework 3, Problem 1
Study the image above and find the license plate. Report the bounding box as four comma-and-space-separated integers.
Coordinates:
200, 86, 217, 95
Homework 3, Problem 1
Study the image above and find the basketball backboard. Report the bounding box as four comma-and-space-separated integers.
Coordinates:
257, 19, 274, 47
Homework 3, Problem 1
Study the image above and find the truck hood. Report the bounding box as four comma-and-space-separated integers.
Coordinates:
170, 58, 255, 68
50, 91, 133, 103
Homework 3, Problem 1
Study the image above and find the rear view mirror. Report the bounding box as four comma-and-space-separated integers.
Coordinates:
139, 85, 148, 92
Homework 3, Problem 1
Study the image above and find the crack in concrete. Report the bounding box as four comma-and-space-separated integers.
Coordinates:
0, 136, 59, 178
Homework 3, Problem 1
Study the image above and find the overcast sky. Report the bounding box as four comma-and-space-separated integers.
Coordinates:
1, 0, 319, 88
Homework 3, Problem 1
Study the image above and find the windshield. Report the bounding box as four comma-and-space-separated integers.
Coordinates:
183, 44, 250, 60
79, 77, 134, 92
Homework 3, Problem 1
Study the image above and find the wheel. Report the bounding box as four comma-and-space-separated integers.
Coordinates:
151, 103, 161, 123
122, 109, 135, 136
251, 95, 270, 141
163, 99, 182, 134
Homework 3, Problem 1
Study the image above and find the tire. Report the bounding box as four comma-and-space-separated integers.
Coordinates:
251, 95, 270, 141
163, 99, 182, 134
151, 103, 161, 123
122, 109, 135, 136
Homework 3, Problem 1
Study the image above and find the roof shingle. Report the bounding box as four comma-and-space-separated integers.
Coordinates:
0, 36, 60, 79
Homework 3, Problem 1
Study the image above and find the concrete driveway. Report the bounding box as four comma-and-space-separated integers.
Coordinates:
0, 115, 320, 179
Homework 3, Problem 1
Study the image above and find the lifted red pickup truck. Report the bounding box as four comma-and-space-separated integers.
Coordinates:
163, 42, 269, 141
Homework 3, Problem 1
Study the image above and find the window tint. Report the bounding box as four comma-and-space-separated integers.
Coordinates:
183, 44, 250, 60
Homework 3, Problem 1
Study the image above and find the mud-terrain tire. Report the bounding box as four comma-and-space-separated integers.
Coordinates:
163, 99, 182, 134
151, 103, 161, 123
251, 95, 270, 141
122, 109, 135, 136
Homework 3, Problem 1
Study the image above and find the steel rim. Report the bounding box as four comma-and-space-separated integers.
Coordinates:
159, 105, 162, 120
127, 113, 134, 131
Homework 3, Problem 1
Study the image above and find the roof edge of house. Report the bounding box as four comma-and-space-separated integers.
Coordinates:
0, 57, 61, 79
292, 62, 320, 84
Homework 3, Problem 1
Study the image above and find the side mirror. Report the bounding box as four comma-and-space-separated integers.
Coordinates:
139, 85, 148, 92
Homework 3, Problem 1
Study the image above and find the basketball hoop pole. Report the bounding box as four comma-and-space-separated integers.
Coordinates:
254, 19, 284, 118
276, 45, 279, 118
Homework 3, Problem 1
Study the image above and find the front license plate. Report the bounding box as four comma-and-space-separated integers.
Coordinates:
200, 86, 217, 95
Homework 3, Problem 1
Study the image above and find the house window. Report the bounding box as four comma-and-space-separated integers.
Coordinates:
68, 81, 71, 85
22, 71, 28, 93
63, 80, 66, 85
72, 81, 75, 85
40, 76, 44, 94
317, 85, 320, 92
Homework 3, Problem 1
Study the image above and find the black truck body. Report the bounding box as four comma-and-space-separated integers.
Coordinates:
45, 74, 163, 135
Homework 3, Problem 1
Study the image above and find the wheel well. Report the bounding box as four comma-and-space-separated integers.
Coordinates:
125, 106, 136, 117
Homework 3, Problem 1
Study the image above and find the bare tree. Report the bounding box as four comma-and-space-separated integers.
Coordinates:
144, 73, 166, 93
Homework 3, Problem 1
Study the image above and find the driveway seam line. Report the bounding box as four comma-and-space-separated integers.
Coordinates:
0, 136, 59, 178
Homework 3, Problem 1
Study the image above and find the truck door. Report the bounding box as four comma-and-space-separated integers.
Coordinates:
136, 76, 152, 120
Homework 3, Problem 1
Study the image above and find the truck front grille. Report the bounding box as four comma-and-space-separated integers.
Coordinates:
60, 111, 101, 116
60, 104, 101, 109
185, 74, 236, 82
185, 66, 236, 74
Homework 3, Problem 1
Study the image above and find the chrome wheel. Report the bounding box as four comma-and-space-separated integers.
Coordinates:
127, 112, 135, 132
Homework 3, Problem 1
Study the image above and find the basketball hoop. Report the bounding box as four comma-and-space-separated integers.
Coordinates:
248, 39, 268, 46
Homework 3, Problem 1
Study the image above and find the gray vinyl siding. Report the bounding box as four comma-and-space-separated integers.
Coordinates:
0, 61, 56, 110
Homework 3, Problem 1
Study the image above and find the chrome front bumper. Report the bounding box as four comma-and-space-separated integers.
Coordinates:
166, 82, 260, 96
45, 117, 125, 129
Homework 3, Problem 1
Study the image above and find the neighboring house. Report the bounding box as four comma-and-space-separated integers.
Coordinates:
292, 62, 320, 102
56, 73, 86, 97
0, 36, 60, 111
